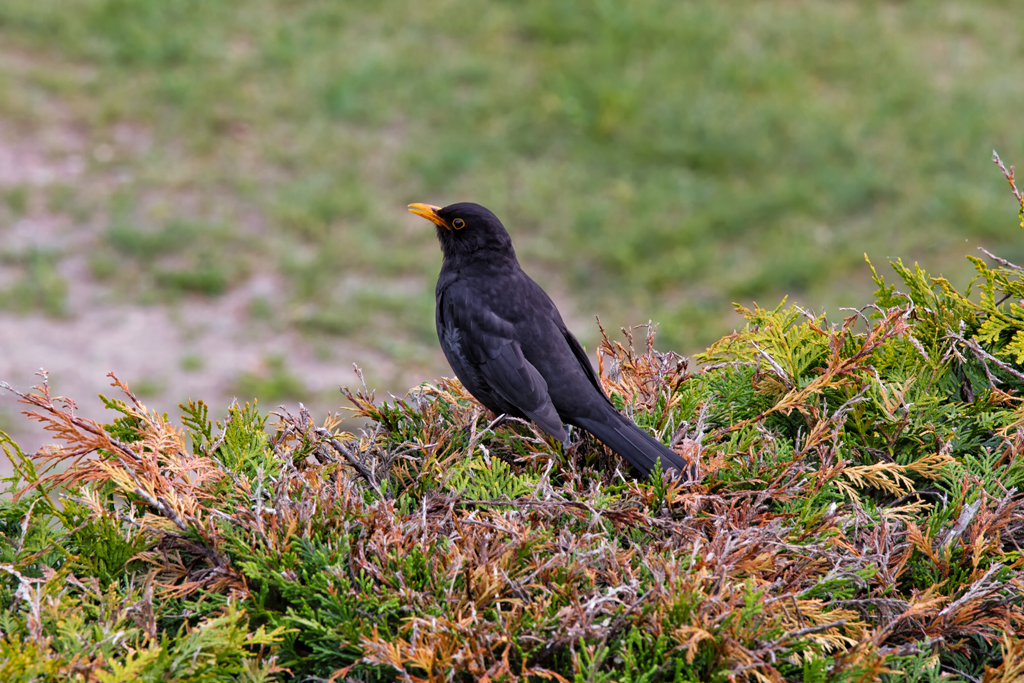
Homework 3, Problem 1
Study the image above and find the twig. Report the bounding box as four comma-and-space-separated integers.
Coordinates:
941, 497, 982, 547
952, 333, 1024, 383
313, 426, 381, 495
749, 340, 794, 389
978, 246, 1024, 273
992, 150, 1024, 204
133, 488, 188, 532
759, 618, 848, 652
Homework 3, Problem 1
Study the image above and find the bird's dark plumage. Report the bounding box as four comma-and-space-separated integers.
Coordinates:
408, 201, 693, 480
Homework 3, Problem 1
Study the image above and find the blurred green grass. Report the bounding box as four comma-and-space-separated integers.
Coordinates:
1, 0, 1023, 358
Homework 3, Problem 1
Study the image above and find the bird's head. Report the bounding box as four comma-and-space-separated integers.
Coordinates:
408, 202, 515, 261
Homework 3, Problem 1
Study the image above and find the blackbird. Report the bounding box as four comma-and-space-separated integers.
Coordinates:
408, 201, 692, 479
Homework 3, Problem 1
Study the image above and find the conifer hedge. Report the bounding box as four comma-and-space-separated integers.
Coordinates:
3, 161, 1024, 680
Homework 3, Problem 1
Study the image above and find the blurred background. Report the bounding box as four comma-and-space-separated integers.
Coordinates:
1, 0, 1023, 455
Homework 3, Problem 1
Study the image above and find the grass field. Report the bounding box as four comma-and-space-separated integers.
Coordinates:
0, 0, 1023, 402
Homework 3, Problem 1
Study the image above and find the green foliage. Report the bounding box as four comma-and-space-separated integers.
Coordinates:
180, 398, 214, 451
445, 451, 540, 500
0, 598, 285, 683
65, 511, 150, 588
214, 401, 272, 477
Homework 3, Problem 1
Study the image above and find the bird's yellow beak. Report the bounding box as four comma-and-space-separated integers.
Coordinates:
408, 203, 448, 229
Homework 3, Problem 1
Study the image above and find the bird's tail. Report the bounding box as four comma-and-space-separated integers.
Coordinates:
573, 410, 696, 481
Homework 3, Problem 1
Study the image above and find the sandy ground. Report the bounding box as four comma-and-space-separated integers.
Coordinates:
0, 280, 425, 454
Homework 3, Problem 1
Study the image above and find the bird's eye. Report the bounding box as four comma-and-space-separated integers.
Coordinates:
453, 218, 465, 230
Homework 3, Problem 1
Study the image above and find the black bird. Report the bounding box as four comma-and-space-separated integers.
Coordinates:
408, 201, 693, 480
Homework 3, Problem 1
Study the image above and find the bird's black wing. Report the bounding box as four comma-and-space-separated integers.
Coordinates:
563, 328, 609, 401
438, 283, 567, 442
479, 340, 566, 441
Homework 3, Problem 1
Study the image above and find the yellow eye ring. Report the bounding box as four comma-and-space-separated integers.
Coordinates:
453, 218, 465, 230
